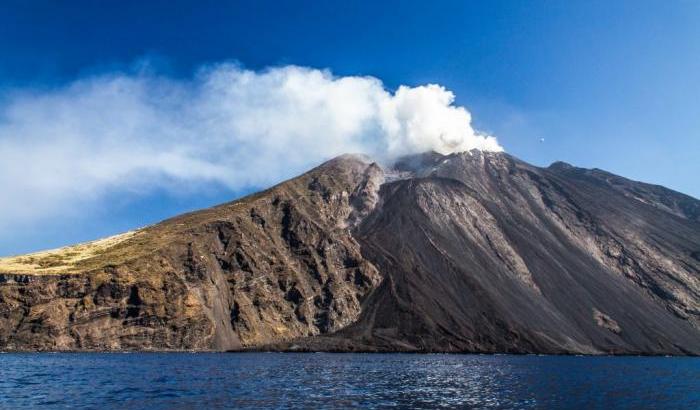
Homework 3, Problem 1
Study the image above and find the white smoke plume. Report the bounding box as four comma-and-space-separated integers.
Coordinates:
0, 64, 501, 234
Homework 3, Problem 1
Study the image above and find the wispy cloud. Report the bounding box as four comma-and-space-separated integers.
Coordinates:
0, 63, 501, 236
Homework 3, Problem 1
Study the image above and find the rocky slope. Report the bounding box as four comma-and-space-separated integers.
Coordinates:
1, 151, 699, 354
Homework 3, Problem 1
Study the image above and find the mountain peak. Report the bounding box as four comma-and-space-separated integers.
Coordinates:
1, 152, 699, 355
548, 160, 575, 170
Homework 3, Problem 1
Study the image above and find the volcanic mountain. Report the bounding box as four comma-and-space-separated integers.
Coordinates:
1, 151, 699, 354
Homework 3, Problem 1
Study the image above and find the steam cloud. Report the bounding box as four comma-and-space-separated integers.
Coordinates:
0, 64, 501, 233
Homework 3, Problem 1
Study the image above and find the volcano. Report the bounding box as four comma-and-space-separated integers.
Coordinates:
1, 151, 699, 354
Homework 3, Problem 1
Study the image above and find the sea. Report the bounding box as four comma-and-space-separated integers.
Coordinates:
0, 353, 698, 409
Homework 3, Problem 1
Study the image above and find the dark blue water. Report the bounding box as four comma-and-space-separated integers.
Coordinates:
0, 353, 698, 409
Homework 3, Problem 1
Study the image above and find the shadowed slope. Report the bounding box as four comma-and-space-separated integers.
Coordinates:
334, 152, 699, 354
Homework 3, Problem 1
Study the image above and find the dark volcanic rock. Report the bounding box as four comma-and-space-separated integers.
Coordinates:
1, 151, 699, 354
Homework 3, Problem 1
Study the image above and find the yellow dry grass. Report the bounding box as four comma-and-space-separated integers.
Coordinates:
0, 230, 141, 275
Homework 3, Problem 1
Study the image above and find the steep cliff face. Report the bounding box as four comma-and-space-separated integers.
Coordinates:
1, 151, 699, 354
0, 155, 383, 351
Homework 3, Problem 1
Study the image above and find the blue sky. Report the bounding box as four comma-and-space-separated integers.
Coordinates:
1, 0, 699, 255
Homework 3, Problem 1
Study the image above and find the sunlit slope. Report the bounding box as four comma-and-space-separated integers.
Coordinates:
0, 231, 141, 275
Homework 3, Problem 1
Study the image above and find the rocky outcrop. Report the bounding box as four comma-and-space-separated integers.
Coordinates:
1, 151, 699, 354
0, 155, 382, 351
